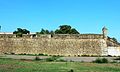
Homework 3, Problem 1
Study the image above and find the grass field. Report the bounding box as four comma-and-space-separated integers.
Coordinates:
0, 58, 120, 72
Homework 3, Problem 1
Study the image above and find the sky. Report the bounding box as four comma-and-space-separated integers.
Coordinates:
0, 0, 120, 41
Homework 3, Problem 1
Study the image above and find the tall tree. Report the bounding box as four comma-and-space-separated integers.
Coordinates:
13, 28, 30, 34
0, 25, 1, 32
36, 28, 51, 34
69, 28, 79, 34
112, 37, 118, 43
55, 25, 80, 34
13, 28, 30, 37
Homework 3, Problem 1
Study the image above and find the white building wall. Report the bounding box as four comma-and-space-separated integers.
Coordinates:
107, 47, 120, 56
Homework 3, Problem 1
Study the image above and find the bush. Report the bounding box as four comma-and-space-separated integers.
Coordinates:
34, 55, 63, 62
46, 57, 55, 62
18, 53, 26, 55
38, 53, 44, 56
93, 58, 108, 63
114, 57, 120, 60
93, 58, 102, 63
38, 53, 48, 56
45, 56, 61, 62
81, 55, 90, 57
4, 53, 8, 54
17, 53, 48, 56
11, 53, 15, 55
68, 69, 74, 72
16, 33, 22, 37
34, 56, 41, 61
56, 59, 66, 62
44, 54, 48, 56
91, 55, 99, 57
111, 61, 117, 63
108, 55, 112, 57
102, 58, 108, 63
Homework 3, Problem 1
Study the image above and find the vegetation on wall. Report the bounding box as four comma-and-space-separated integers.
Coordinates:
107, 36, 120, 45
13, 28, 30, 37
36, 28, 54, 34
55, 25, 79, 34
36, 25, 80, 35
12, 25, 120, 44
112, 37, 118, 43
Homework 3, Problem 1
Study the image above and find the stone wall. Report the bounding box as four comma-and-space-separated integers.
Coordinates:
0, 34, 107, 56
0, 34, 104, 39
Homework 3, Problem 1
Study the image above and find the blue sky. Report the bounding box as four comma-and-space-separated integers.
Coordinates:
0, 0, 120, 41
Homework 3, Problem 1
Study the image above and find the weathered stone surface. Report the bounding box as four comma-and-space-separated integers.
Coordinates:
0, 34, 108, 56
1, 27, 119, 56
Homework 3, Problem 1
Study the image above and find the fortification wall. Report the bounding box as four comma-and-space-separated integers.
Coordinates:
0, 34, 107, 56
0, 34, 104, 39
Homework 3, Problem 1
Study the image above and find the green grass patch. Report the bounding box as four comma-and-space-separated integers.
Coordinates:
0, 58, 120, 72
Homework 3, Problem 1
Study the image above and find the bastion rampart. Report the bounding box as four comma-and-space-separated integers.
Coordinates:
0, 34, 108, 56
0, 27, 120, 56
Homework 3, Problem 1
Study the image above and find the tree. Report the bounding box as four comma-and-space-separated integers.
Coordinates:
70, 28, 79, 34
13, 28, 30, 37
40, 28, 46, 34
36, 28, 51, 34
0, 25, 1, 32
59, 25, 71, 31
55, 25, 80, 34
112, 37, 118, 43
50, 30, 54, 35
55, 29, 62, 34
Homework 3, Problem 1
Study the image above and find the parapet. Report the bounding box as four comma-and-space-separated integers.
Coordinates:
0, 33, 104, 39
0, 34, 16, 38
52, 34, 103, 39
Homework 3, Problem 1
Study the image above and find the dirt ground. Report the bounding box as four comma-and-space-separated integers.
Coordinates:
0, 55, 118, 62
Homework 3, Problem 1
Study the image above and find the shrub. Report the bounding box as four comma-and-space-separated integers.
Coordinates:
38, 53, 44, 56
114, 57, 120, 60
38, 53, 48, 56
16, 33, 22, 37
44, 54, 48, 56
93, 58, 102, 63
78, 55, 80, 57
70, 69, 74, 72
91, 55, 99, 57
81, 60, 84, 63
18, 53, 26, 55
34, 55, 63, 62
4, 53, 8, 54
102, 58, 108, 63
45, 56, 61, 62
68, 55, 70, 57
56, 59, 66, 62
34, 56, 41, 61
46, 57, 55, 62
11, 53, 15, 55
81, 55, 90, 57
108, 55, 112, 57
93, 58, 108, 63
68, 69, 74, 72
111, 61, 117, 63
